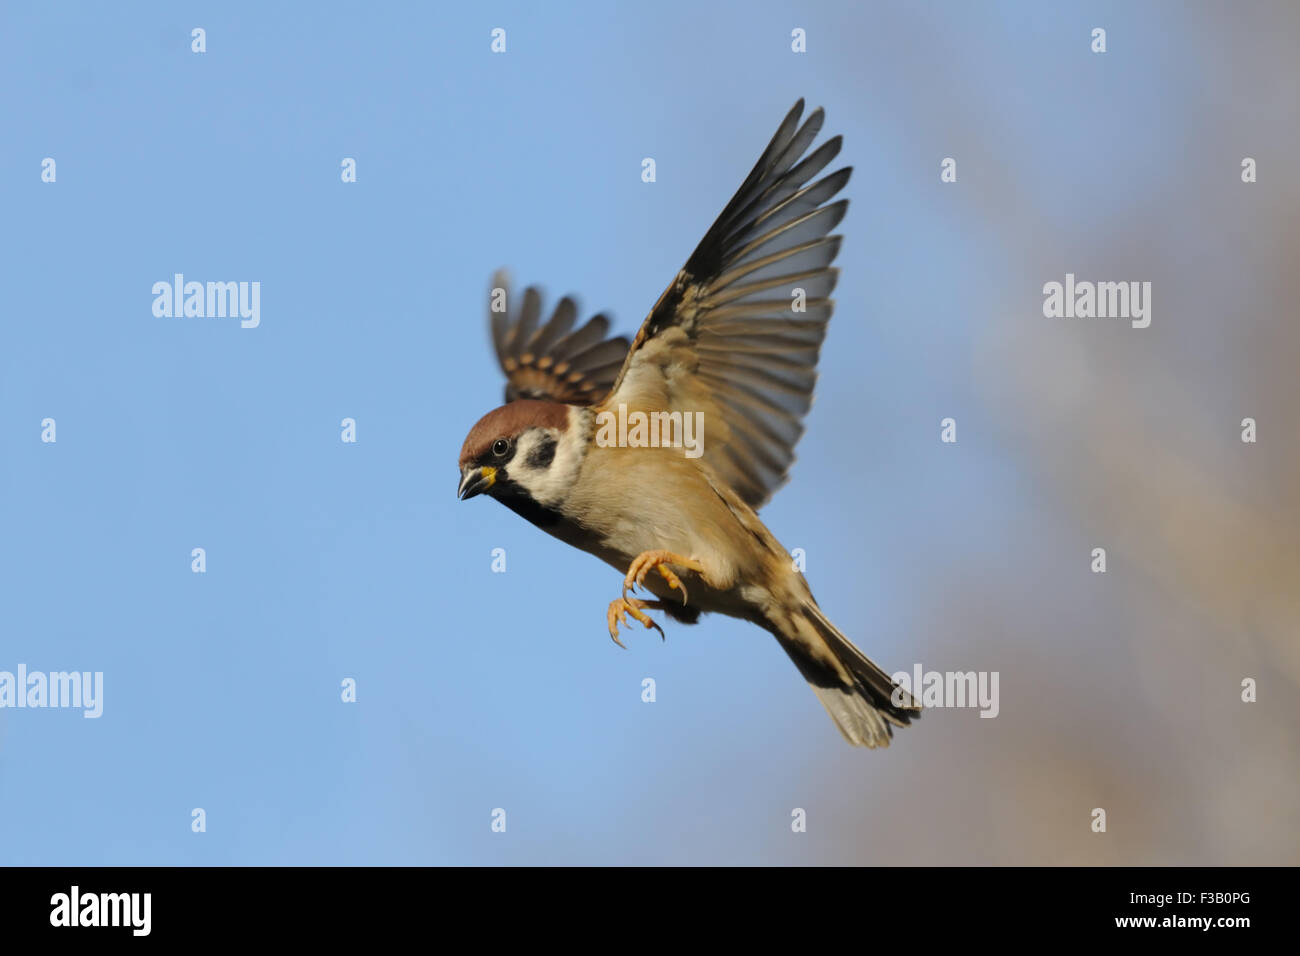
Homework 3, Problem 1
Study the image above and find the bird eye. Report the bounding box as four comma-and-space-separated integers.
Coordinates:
492, 438, 510, 457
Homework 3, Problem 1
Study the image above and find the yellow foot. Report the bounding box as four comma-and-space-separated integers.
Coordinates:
607, 596, 667, 648
622, 550, 706, 606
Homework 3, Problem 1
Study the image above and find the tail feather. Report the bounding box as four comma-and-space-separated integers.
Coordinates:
776, 602, 920, 749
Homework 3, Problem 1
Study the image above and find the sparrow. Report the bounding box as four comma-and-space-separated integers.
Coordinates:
457, 100, 920, 747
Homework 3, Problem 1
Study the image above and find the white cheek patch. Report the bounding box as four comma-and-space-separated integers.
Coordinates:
512, 426, 584, 508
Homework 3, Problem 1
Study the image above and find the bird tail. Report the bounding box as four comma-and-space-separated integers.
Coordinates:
775, 602, 921, 749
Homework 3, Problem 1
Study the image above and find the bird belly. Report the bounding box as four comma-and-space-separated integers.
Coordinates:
551, 445, 776, 619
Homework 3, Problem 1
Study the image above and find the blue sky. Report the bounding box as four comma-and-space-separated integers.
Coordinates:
3, 2, 1296, 865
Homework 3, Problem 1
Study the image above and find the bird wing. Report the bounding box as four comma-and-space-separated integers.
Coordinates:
488, 270, 630, 406
598, 99, 850, 510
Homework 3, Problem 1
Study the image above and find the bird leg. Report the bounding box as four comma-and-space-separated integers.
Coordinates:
621, 550, 706, 606
607, 596, 668, 648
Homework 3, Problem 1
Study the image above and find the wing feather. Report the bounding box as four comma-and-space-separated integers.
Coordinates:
600, 99, 851, 509
487, 270, 630, 405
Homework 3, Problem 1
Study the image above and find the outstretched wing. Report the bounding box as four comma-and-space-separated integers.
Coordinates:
488, 270, 630, 406
600, 99, 850, 510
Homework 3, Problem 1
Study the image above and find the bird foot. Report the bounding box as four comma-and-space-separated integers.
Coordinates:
607, 596, 667, 648
621, 550, 705, 606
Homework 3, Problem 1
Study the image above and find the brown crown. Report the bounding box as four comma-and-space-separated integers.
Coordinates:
459, 400, 569, 467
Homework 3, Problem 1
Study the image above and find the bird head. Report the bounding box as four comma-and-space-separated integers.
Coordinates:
457, 399, 574, 505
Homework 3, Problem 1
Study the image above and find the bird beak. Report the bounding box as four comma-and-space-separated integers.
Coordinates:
457, 465, 497, 500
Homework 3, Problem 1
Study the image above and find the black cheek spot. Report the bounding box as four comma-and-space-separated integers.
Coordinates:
525, 435, 557, 470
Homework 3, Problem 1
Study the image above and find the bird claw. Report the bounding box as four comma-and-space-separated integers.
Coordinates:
622, 550, 703, 606
607, 596, 665, 648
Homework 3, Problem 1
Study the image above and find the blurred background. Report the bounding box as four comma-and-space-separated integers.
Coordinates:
1, 1, 1296, 865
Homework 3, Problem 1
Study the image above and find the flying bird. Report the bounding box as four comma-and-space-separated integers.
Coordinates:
457, 100, 920, 747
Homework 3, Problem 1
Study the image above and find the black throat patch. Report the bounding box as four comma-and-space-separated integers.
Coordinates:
494, 485, 563, 529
